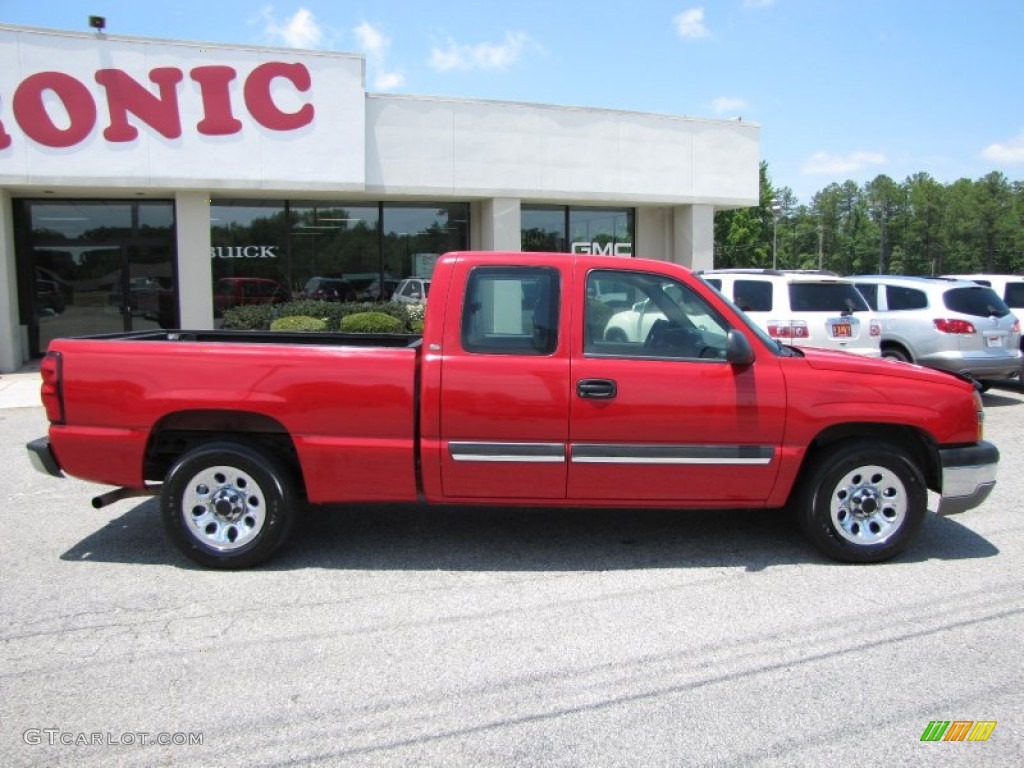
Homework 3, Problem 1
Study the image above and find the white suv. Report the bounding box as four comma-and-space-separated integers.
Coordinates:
700, 269, 881, 356
852, 275, 1022, 385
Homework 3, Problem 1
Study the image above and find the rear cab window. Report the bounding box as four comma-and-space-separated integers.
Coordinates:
461, 266, 560, 355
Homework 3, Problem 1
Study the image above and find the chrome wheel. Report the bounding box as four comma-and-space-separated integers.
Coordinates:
162, 441, 297, 568
182, 465, 267, 551
795, 439, 927, 563
829, 464, 907, 545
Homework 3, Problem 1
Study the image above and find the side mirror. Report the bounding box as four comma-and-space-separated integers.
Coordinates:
726, 329, 755, 367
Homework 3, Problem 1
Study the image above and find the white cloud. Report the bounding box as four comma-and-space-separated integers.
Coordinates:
374, 72, 405, 90
801, 150, 887, 175
262, 7, 322, 49
353, 21, 387, 57
981, 132, 1024, 164
674, 8, 710, 40
711, 96, 748, 115
353, 21, 404, 92
429, 31, 531, 72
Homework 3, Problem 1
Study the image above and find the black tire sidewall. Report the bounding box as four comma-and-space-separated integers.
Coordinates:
797, 441, 927, 563
161, 441, 296, 569
882, 347, 911, 363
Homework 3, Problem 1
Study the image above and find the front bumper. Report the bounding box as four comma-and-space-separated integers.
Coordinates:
26, 437, 63, 478
937, 440, 999, 516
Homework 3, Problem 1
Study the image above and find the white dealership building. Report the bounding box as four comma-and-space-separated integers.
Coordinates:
0, 23, 759, 371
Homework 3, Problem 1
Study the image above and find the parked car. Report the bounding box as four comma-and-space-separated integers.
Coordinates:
851, 275, 1022, 386
357, 278, 399, 302
944, 274, 1024, 379
391, 277, 430, 304
35, 279, 65, 315
603, 283, 727, 349
299, 277, 356, 303
700, 269, 881, 356
214, 277, 290, 317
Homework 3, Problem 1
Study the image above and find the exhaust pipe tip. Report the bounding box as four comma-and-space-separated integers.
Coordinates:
91, 485, 159, 509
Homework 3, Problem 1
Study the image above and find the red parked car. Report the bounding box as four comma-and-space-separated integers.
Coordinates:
213, 277, 290, 316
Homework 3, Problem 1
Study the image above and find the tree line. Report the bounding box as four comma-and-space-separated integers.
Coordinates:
713, 162, 1024, 276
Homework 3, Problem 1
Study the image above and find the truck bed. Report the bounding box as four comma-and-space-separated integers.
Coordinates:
45, 330, 423, 503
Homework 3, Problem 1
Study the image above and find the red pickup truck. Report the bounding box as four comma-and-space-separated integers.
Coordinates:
27, 251, 998, 568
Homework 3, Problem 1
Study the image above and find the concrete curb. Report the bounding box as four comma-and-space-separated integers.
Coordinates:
0, 367, 42, 410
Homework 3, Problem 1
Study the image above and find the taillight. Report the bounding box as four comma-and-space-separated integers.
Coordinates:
1013, 318, 1021, 334
973, 389, 985, 441
767, 320, 809, 339
40, 351, 64, 424
933, 318, 976, 334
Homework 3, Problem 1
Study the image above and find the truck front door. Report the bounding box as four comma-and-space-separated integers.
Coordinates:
569, 267, 787, 504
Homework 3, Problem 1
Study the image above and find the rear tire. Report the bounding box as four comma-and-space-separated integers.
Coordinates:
794, 440, 927, 563
161, 441, 297, 569
882, 346, 912, 363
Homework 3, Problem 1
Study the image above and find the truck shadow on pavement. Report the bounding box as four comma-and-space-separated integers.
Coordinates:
61, 499, 999, 571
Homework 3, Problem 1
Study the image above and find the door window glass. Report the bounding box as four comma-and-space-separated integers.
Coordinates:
585, 270, 730, 359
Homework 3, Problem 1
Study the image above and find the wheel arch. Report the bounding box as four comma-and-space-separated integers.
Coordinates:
795, 422, 941, 497
880, 339, 914, 362
143, 409, 306, 497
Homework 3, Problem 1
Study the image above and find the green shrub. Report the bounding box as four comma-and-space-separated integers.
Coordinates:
270, 315, 329, 332
339, 311, 405, 333
222, 304, 274, 330
222, 299, 420, 332
275, 299, 347, 329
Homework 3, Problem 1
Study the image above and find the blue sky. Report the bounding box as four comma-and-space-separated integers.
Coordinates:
2, 0, 1022, 205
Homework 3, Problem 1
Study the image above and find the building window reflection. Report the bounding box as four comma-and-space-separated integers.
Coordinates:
522, 205, 634, 256
210, 200, 470, 313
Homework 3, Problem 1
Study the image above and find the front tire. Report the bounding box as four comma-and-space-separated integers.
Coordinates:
161, 441, 297, 569
794, 440, 927, 563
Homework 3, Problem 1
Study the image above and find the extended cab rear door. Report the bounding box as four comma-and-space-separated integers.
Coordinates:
433, 259, 570, 499
568, 263, 787, 504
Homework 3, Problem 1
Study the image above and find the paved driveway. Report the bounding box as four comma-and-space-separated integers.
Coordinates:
0, 385, 1021, 766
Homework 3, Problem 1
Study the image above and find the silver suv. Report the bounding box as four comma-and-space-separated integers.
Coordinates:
851, 275, 1022, 384
945, 274, 1024, 379
701, 269, 881, 356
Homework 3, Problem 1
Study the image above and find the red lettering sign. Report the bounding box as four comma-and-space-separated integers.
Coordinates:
0, 62, 314, 149
13, 72, 97, 148
190, 66, 242, 136
244, 62, 314, 131
95, 67, 184, 141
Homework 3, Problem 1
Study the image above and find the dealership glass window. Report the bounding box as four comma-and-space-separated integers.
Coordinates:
290, 202, 380, 298
521, 205, 634, 256
521, 206, 567, 252
382, 203, 470, 294
18, 199, 177, 356
210, 201, 290, 300
210, 200, 470, 313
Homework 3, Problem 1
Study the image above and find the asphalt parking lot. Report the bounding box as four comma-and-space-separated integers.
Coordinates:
0, 375, 1021, 767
